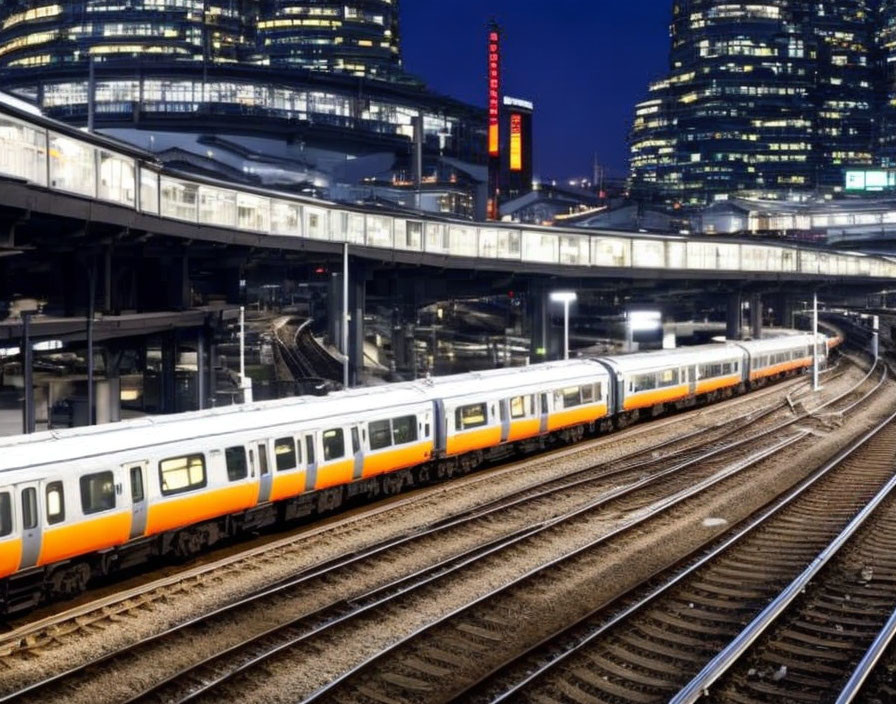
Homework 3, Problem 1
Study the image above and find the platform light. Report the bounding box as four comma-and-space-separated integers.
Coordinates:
628, 310, 661, 332
550, 291, 577, 360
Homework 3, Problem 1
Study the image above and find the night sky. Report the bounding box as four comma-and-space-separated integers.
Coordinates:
401, 1, 672, 182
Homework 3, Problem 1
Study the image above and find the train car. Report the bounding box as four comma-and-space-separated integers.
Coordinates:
735, 333, 823, 383
598, 344, 748, 419
423, 360, 612, 464
0, 383, 436, 611
0, 338, 830, 614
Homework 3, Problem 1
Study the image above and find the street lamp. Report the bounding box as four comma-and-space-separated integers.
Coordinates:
550, 291, 577, 360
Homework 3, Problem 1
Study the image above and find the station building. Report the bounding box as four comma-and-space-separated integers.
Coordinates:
0, 1, 486, 218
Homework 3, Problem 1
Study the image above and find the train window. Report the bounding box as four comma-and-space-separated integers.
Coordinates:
351, 428, 361, 454
632, 374, 657, 393
275, 438, 297, 471
130, 466, 144, 503
369, 420, 392, 450
509, 395, 531, 419
456, 403, 488, 430
558, 387, 582, 408
305, 436, 315, 465
225, 447, 248, 481
46, 482, 64, 525
541, 394, 548, 414
660, 369, 679, 387
581, 384, 594, 404
392, 416, 417, 445
22, 489, 37, 530
80, 471, 116, 513
0, 492, 10, 537
323, 429, 345, 461
159, 455, 206, 496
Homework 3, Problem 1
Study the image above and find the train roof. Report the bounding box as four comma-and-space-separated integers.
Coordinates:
734, 332, 821, 354
0, 359, 607, 474
597, 343, 744, 374
408, 359, 609, 400
0, 384, 433, 473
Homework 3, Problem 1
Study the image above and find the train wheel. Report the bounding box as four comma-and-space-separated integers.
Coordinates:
47, 562, 90, 599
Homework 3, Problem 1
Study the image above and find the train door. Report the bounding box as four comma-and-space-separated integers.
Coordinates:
687, 366, 696, 395
539, 393, 549, 434
250, 441, 273, 503
17, 483, 40, 569
499, 400, 510, 443
350, 426, 363, 480
126, 462, 148, 539
304, 433, 318, 491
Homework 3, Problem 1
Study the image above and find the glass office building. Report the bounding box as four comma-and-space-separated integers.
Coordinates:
631, 1, 877, 206
257, 1, 403, 80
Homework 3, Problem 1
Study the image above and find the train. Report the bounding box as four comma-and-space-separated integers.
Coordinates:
0, 331, 839, 614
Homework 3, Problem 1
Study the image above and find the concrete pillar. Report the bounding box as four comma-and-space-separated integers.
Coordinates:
348, 264, 366, 386
161, 254, 191, 311
104, 347, 123, 423
726, 292, 742, 341
21, 312, 34, 434
208, 338, 217, 407
749, 293, 762, 339
529, 282, 548, 363
160, 332, 177, 413
197, 330, 206, 411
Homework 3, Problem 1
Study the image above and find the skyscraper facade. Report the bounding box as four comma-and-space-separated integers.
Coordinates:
257, 1, 403, 80
631, 0, 878, 206
0, 1, 256, 70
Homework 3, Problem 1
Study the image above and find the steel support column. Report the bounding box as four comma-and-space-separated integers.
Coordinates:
749, 293, 762, 340
21, 311, 34, 434
348, 262, 367, 387
726, 292, 743, 341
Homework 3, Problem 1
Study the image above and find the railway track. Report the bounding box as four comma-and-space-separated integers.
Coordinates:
273, 317, 342, 385
0, 360, 856, 700
0, 358, 863, 703
3, 364, 868, 703
0, 385, 810, 702
436, 375, 896, 704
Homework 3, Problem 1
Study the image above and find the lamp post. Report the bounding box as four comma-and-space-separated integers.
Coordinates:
549, 291, 577, 360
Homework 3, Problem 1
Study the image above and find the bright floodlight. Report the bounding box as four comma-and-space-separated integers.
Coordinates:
629, 310, 661, 332
550, 291, 577, 303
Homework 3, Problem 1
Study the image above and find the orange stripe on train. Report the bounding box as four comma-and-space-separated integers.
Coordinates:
269, 471, 307, 502
624, 384, 690, 411
362, 441, 433, 479
39, 511, 131, 566
547, 403, 608, 432
315, 459, 355, 491
695, 374, 741, 395
0, 539, 22, 579
146, 483, 258, 535
446, 427, 502, 456
750, 357, 811, 381
507, 418, 541, 442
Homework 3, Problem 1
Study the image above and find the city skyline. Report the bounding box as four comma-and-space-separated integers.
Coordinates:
403, 1, 671, 181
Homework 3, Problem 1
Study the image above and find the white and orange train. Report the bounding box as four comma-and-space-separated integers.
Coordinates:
0, 331, 837, 613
